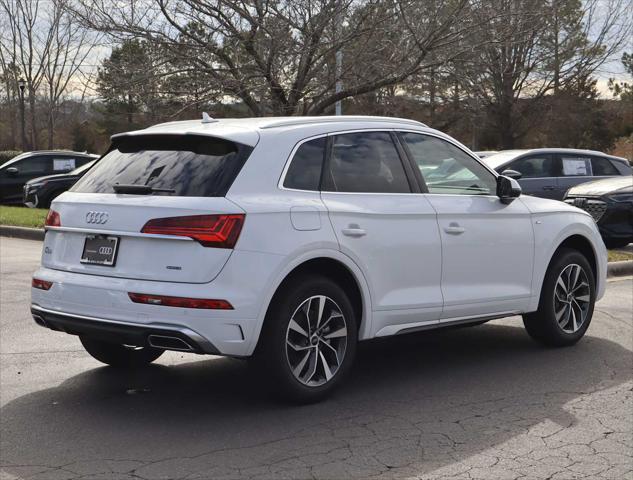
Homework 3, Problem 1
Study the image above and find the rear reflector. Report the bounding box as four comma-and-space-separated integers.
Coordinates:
44, 210, 61, 227
128, 292, 233, 310
32, 278, 53, 290
141, 214, 244, 248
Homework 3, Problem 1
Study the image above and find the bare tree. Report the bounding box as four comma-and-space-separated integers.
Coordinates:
0, 0, 97, 149
460, 0, 631, 148
71, 0, 486, 116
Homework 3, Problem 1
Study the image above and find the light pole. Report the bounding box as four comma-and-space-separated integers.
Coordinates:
18, 78, 27, 151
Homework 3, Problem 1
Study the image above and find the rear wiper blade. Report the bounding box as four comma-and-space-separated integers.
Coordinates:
112, 184, 176, 195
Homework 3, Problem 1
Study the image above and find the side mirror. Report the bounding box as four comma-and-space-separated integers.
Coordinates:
6, 167, 19, 176
497, 175, 522, 204
500, 169, 522, 180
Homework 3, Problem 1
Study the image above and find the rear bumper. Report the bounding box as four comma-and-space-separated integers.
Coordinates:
31, 305, 220, 354
31, 248, 285, 356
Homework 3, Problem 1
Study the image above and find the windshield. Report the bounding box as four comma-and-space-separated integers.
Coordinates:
480, 150, 529, 170
71, 135, 251, 197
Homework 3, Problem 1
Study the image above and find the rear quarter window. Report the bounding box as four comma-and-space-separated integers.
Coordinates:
72, 135, 252, 197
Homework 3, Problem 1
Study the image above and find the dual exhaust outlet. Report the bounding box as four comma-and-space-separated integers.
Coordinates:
34, 314, 194, 352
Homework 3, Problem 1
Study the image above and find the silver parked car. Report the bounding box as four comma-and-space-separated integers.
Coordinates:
482, 149, 631, 200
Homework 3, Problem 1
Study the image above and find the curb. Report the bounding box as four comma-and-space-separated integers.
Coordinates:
0, 225, 45, 241
1, 226, 632, 278
607, 260, 633, 278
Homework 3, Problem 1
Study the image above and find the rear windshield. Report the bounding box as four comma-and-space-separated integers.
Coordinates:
71, 135, 251, 197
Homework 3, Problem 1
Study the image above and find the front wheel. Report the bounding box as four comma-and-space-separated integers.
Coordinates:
523, 248, 595, 346
80, 336, 164, 367
254, 275, 358, 403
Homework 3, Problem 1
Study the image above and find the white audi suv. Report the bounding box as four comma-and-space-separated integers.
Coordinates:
31, 116, 607, 402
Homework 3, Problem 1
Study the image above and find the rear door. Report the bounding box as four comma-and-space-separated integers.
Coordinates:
43, 134, 251, 283
556, 153, 594, 199
505, 154, 560, 199
320, 131, 443, 335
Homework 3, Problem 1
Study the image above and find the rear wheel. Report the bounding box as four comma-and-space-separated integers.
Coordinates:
255, 275, 357, 403
523, 248, 595, 346
80, 336, 164, 367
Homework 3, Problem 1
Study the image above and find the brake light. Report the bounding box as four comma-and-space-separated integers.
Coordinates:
141, 214, 244, 248
44, 210, 61, 227
32, 278, 53, 290
128, 293, 233, 310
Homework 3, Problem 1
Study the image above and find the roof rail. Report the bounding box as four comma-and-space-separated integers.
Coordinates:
260, 116, 427, 129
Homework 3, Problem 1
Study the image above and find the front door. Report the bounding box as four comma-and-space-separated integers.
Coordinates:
506, 154, 560, 200
398, 132, 534, 320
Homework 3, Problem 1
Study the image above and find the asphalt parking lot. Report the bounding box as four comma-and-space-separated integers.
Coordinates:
1, 236, 632, 480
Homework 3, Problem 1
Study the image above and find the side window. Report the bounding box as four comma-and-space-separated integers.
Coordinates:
283, 138, 325, 191
16, 156, 52, 175
591, 156, 619, 176
560, 156, 592, 176
400, 132, 497, 195
507, 155, 556, 178
325, 132, 411, 193
52, 156, 77, 172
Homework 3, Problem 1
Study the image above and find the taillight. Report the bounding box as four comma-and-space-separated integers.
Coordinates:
128, 293, 233, 310
44, 210, 61, 227
141, 214, 244, 248
32, 278, 53, 290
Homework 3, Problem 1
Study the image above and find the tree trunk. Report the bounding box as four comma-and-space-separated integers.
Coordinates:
28, 87, 38, 150
47, 107, 54, 149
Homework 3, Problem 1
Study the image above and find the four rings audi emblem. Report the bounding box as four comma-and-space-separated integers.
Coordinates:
85, 211, 109, 224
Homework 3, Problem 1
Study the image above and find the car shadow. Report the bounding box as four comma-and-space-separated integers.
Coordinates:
1, 322, 631, 479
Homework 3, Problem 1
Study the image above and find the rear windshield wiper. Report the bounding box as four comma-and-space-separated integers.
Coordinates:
112, 184, 176, 195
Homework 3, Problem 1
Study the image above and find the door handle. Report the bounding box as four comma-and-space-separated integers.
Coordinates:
542, 186, 556, 190
342, 226, 366, 237
444, 223, 465, 235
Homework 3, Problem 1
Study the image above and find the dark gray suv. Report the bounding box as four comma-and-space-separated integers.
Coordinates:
481, 149, 631, 200
0, 151, 98, 204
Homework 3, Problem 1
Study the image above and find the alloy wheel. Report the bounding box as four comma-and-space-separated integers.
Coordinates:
553, 264, 591, 334
285, 295, 348, 387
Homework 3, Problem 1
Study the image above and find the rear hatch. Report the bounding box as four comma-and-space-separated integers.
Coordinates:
42, 134, 252, 284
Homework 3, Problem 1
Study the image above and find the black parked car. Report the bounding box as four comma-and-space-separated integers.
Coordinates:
0, 151, 98, 204
564, 176, 633, 249
23, 159, 98, 208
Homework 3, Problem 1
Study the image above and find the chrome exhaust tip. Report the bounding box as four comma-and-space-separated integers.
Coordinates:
147, 334, 194, 352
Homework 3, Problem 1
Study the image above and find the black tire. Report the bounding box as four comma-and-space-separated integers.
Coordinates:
80, 336, 164, 367
523, 248, 595, 347
604, 238, 631, 249
254, 274, 358, 403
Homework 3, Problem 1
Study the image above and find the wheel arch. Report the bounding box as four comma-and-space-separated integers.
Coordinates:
250, 250, 372, 355
530, 230, 602, 312
553, 234, 598, 282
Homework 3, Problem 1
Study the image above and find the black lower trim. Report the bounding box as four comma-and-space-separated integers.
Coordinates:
31, 306, 219, 355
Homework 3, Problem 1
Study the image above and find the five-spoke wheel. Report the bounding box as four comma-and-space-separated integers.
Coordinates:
286, 295, 348, 387
256, 275, 357, 403
524, 248, 595, 346
554, 264, 591, 334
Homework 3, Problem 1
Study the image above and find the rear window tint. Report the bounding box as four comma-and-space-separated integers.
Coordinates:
325, 132, 411, 193
72, 135, 251, 197
591, 156, 619, 176
283, 137, 325, 191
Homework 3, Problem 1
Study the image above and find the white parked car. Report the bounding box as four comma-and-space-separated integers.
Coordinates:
31, 116, 607, 402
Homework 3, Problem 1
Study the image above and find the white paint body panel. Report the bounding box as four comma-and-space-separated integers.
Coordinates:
32, 117, 608, 357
